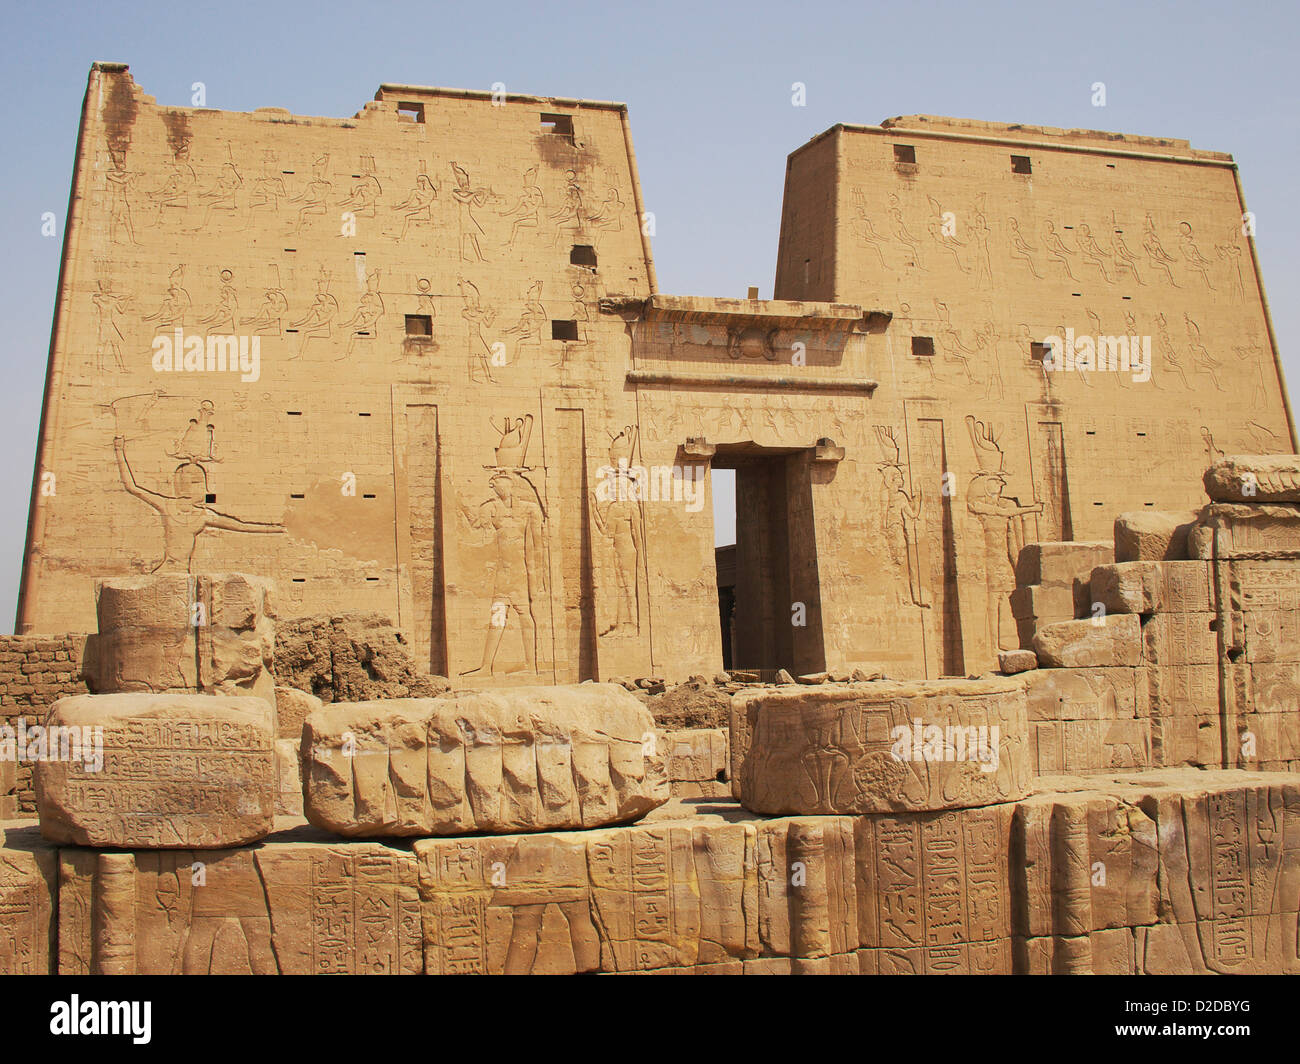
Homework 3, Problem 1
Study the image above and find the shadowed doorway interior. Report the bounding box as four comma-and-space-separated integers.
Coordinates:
712, 445, 825, 679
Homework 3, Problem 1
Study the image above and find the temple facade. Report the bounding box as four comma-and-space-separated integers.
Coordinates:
17, 64, 1294, 683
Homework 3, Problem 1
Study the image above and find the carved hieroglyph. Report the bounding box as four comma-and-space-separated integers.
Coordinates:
735, 679, 1030, 814
1016, 770, 1300, 974
0, 827, 57, 975
54, 839, 421, 974
416, 815, 854, 974
301, 685, 668, 836
34, 692, 275, 848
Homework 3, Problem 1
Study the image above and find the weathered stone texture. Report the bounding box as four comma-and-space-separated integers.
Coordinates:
0, 825, 57, 973
658, 727, 729, 798
998, 649, 1037, 674
0, 634, 89, 816
1032, 614, 1142, 668
301, 685, 668, 836
1113, 510, 1198, 562
34, 693, 276, 848
1205, 455, 1300, 504
1015, 770, 1300, 974
84, 573, 275, 706
274, 684, 322, 740
1026, 667, 1151, 774
735, 679, 1030, 815
274, 614, 449, 703
52, 833, 421, 974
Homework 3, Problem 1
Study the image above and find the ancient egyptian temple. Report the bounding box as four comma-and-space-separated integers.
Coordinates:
1, 63, 1298, 976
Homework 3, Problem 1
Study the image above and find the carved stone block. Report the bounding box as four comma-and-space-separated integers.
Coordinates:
1188, 503, 1300, 559
85, 573, 275, 706
854, 803, 1014, 974
1032, 614, 1142, 668
302, 685, 668, 836
34, 692, 276, 848
1204, 454, 1300, 504
0, 824, 57, 974
1113, 510, 1198, 562
56, 837, 421, 974
275, 684, 322, 740
736, 679, 1030, 815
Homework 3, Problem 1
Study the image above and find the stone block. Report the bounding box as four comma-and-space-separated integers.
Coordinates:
1114, 510, 1198, 562
1030, 718, 1151, 775
1014, 770, 1300, 974
1204, 454, 1300, 504
854, 803, 1014, 971
1014, 791, 1159, 938
658, 727, 728, 790
1090, 561, 1161, 615
416, 818, 765, 974
84, 574, 275, 705
275, 685, 323, 740
1188, 503, 1300, 559
998, 649, 1037, 674
301, 685, 668, 836
55, 836, 421, 974
1142, 612, 1220, 666
1025, 665, 1145, 721
736, 678, 1030, 815
1015, 541, 1113, 590
1009, 584, 1075, 622
275, 738, 302, 816
34, 692, 276, 848
1032, 614, 1142, 668
0, 824, 57, 974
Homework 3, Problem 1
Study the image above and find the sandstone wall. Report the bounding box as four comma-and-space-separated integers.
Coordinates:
6, 768, 1297, 974
772, 116, 1294, 678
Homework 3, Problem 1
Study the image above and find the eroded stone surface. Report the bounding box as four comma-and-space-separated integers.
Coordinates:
999, 649, 1037, 674
54, 830, 421, 974
736, 679, 1030, 815
1114, 510, 1198, 562
84, 573, 275, 706
1017, 769, 1300, 974
0, 824, 57, 974
302, 685, 668, 836
1205, 455, 1300, 504
1025, 667, 1151, 774
34, 692, 275, 848
275, 685, 322, 741
1032, 614, 1142, 668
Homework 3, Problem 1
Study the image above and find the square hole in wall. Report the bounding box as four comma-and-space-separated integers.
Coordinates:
893, 144, 916, 164
570, 244, 597, 268
398, 102, 425, 123
552, 319, 579, 341
405, 314, 432, 337
1011, 154, 1032, 175
541, 113, 575, 141
1030, 341, 1051, 362
204, 493, 216, 504
912, 336, 935, 357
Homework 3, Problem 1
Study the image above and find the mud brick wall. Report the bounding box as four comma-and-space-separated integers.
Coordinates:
0, 635, 89, 815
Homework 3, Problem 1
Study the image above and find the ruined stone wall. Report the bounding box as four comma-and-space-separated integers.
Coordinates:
0, 635, 88, 815
273, 612, 449, 702
5, 769, 1296, 974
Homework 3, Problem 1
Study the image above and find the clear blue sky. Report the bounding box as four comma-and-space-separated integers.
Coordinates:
2, 0, 1296, 630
